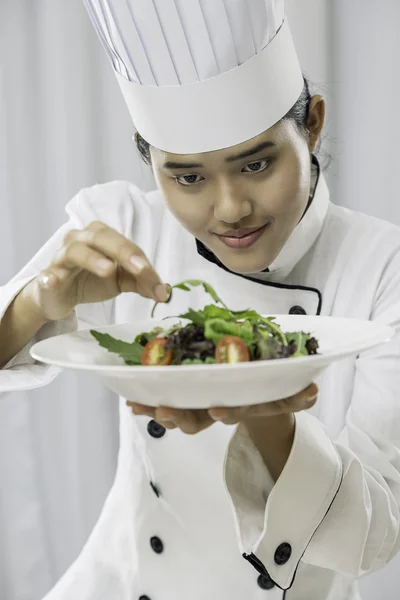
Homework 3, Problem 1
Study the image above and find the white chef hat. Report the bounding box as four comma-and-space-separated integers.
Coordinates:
83, 0, 303, 154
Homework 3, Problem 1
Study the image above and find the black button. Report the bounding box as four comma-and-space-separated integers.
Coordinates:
257, 574, 275, 590
289, 305, 307, 315
150, 481, 161, 497
139, 597, 151, 600
147, 420, 166, 439
274, 543, 292, 565
150, 536, 164, 554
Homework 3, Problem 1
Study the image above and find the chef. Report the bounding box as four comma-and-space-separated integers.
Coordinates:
1, 1, 400, 599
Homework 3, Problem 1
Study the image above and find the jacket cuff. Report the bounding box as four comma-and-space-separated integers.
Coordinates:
1, 276, 78, 392
224, 411, 343, 590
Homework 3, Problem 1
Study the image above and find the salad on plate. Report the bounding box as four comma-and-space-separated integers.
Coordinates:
90, 280, 319, 367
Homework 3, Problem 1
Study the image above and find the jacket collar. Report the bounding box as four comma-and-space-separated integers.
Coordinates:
196, 157, 330, 281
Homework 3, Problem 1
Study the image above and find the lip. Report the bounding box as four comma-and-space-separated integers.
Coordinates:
220, 225, 266, 238
216, 223, 269, 249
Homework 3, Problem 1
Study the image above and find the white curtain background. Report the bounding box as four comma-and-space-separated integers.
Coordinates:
0, 1, 399, 599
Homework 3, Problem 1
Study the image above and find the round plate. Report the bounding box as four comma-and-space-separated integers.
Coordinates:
30, 315, 394, 408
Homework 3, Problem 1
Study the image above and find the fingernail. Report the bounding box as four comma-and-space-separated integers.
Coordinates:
154, 283, 170, 302
40, 273, 55, 287
165, 284, 172, 303
40, 274, 50, 286
129, 255, 148, 275
209, 410, 227, 421
306, 394, 318, 405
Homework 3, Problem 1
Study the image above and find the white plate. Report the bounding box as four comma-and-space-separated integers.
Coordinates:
30, 315, 394, 409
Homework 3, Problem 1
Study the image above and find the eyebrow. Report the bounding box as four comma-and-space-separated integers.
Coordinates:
225, 140, 276, 163
162, 141, 276, 170
162, 160, 203, 170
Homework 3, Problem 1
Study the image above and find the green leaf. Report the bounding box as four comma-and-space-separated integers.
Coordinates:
204, 319, 254, 345
257, 318, 287, 345
285, 331, 312, 357
163, 323, 183, 336
230, 309, 263, 321
90, 330, 143, 365
151, 279, 229, 317
174, 283, 192, 292
177, 308, 207, 327
181, 358, 204, 365
205, 356, 217, 364
181, 356, 217, 365
134, 327, 163, 345
178, 280, 222, 304
256, 337, 282, 360
202, 304, 234, 321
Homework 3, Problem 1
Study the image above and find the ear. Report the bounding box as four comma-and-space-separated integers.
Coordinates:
307, 95, 326, 153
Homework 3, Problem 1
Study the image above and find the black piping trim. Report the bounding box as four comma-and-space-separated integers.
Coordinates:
241, 466, 344, 593
150, 481, 160, 497
195, 239, 323, 316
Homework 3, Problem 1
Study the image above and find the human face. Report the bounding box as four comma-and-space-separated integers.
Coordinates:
151, 100, 324, 274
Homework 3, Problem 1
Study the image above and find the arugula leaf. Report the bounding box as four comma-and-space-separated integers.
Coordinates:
204, 319, 254, 345
151, 279, 229, 317
90, 330, 143, 365
172, 283, 189, 291
180, 280, 225, 306
257, 318, 288, 346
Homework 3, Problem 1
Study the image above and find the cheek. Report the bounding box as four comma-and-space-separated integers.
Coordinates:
157, 179, 211, 234
264, 155, 310, 219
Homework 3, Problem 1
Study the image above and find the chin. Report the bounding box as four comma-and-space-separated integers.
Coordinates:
215, 248, 275, 275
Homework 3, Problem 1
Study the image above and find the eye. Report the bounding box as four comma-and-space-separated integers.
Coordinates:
242, 159, 269, 174
174, 174, 204, 186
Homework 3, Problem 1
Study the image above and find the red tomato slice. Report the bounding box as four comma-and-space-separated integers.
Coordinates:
141, 338, 173, 366
215, 336, 250, 364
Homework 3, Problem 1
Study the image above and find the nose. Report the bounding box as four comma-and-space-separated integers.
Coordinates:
213, 180, 252, 224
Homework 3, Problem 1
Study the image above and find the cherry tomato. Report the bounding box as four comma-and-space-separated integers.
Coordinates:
141, 338, 173, 366
215, 335, 250, 364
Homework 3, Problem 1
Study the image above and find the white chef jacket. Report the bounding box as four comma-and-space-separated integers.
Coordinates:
1, 165, 400, 600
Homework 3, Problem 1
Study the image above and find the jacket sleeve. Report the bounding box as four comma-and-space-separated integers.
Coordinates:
0, 189, 114, 395
223, 251, 400, 591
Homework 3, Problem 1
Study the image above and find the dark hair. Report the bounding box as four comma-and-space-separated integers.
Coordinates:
134, 77, 312, 165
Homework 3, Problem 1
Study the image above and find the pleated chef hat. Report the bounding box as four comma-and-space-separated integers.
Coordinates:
83, 0, 303, 154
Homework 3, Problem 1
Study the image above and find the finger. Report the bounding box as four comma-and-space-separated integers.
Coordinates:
153, 407, 180, 429
208, 406, 247, 425
52, 240, 117, 280
245, 383, 319, 418
273, 383, 319, 414
157, 408, 213, 435
37, 269, 66, 290
73, 223, 169, 302
209, 383, 319, 423
126, 401, 156, 418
